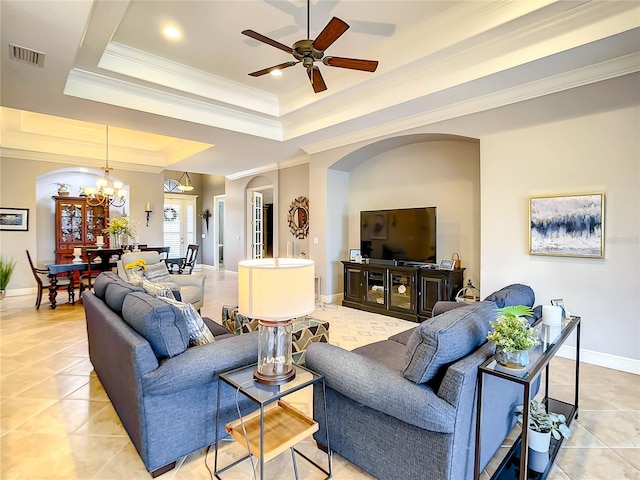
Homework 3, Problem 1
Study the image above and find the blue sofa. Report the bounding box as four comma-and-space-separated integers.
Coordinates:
306, 284, 537, 480
82, 272, 259, 476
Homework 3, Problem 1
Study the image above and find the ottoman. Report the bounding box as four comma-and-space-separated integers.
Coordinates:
221, 304, 329, 365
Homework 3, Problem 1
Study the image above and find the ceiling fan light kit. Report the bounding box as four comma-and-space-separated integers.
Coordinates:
242, 1, 378, 93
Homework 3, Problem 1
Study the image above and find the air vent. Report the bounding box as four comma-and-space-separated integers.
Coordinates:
9, 44, 45, 67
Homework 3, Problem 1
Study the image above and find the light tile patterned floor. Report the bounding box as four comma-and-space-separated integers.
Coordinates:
1, 269, 638, 479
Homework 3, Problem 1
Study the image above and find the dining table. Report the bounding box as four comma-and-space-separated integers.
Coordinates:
45, 262, 89, 309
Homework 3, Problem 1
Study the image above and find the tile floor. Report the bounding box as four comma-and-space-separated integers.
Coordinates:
1, 269, 639, 479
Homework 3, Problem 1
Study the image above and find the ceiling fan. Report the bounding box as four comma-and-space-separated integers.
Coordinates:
242, 0, 379, 93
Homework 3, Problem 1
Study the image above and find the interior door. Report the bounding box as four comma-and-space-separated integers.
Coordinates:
213, 195, 225, 270
251, 191, 263, 259
163, 194, 197, 258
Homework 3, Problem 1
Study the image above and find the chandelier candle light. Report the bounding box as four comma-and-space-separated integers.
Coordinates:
84, 126, 127, 208
238, 258, 315, 385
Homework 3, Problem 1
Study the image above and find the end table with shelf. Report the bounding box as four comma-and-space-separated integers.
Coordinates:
214, 364, 332, 480
474, 316, 581, 480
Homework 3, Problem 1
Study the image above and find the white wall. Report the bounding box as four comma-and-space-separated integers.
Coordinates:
481, 106, 639, 368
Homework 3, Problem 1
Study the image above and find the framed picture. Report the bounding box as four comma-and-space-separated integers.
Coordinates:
349, 249, 361, 261
439, 259, 455, 270
551, 299, 569, 318
0, 207, 29, 231
529, 193, 604, 258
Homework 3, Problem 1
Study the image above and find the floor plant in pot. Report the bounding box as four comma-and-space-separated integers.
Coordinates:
516, 399, 571, 452
487, 305, 539, 370
0, 256, 17, 300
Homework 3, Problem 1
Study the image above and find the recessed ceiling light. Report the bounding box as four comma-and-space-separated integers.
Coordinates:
270, 69, 282, 77
163, 26, 181, 39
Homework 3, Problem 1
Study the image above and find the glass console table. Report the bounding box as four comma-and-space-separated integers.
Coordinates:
474, 316, 581, 480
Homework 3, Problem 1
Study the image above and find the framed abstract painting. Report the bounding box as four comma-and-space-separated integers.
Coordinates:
529, 193, 604, 258
0, 207, 29, 231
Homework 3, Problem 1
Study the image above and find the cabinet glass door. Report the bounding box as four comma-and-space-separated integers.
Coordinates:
390, 272, 415, 312
59, 201, 83, 245
364, 269, 386, 307
86, 204, 107, 244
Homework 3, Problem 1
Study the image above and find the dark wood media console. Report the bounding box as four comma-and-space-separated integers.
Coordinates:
342, 261, 465, 322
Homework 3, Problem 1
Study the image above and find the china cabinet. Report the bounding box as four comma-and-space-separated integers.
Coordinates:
53, 196, 109, 263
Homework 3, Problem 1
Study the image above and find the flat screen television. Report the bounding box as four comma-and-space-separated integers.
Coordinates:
360, 207, 436, 263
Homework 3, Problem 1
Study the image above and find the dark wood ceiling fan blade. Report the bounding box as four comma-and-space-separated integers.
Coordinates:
241, 30, 293, 54
248, 61, 299, 77
323, 56, 379, 72
312, 17, 349, 52
307, 66, 327, 93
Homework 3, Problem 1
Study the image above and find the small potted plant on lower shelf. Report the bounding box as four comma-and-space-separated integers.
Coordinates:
487, 305, 539, 370
515, 399, 571, 452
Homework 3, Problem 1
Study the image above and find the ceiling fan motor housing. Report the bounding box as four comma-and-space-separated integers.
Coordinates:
293, 39, 324, 65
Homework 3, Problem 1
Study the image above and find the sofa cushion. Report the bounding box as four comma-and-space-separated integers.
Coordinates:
93, 271, 127, 300
158, 296, 215, 347
484, 284, 535, 308
121, 292, 190, 358
104, 281, 145, 315
403, 301, 497, 384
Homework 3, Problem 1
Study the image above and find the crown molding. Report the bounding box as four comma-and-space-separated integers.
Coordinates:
101, 42, 280, 117
0, 148, 166, 173
301, 53, 640, 155
226, 163, 279, 181
64, 69, 284, 141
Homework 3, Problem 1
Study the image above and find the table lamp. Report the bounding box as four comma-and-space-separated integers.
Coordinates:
238, 258, 315, 385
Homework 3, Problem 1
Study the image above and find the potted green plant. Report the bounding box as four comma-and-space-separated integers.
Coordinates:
0, 256, 17, 299
515, 399, 571, 452
487, 305, 539, 370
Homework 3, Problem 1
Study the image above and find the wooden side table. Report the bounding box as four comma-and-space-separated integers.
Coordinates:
474, 316, 581, 480
214, 364, 332, 480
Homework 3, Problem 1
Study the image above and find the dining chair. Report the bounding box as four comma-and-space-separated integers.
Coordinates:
167, 244, 199, 274
79, 248, 122, 293
25, 250, 74, 309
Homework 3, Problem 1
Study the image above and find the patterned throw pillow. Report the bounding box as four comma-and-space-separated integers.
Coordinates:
140, 278, 176, 300
144, 262, 172, 283
159, 296, 215, 346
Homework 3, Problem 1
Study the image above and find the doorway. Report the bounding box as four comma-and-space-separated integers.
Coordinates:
246, 186, 274, 259
213, 195, 225, 270
163, 194, 197, 258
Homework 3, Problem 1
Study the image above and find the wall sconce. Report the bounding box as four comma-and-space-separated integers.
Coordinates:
145, 202, 152, 227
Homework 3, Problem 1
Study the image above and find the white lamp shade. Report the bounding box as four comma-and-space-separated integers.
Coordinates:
238, 258, 315, 320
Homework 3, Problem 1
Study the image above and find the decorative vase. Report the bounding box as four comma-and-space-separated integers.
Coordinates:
112, 234, 121, 249
0, 290, 5, 300
494, 346, 529, 370
528, 428, 551, 453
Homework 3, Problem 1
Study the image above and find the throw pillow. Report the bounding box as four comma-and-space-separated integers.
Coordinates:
159, 296, 215, 347
144, 262, 172, 284
140, 278, 176, 300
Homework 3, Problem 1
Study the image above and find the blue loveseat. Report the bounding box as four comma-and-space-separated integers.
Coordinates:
306, 284, 537, 480
82, 272, 258, 476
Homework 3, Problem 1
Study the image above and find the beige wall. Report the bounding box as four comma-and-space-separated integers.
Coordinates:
481, 105, 639, 368
348, 140, 481, 287
0, 157, 165, 292
278, 163, 310, 258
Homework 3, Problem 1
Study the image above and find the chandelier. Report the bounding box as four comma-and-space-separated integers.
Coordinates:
84, 126, 127, 208
177, 171, 194, 191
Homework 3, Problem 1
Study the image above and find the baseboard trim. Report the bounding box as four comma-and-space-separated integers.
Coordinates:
3, 287, 36, 297
557, 345, 640, 375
